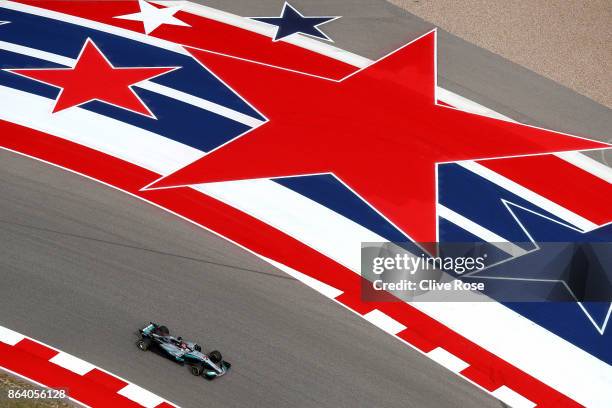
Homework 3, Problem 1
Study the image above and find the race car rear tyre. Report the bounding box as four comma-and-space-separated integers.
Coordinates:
137, 338, 151, 351
154, 325, 170, 336
209, 350, 222, 364
191, 364, 203, 376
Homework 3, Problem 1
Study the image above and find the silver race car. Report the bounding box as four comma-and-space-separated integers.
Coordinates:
136, 322, 231, 379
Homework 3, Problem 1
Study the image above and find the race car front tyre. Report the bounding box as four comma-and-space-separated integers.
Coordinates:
209, 350, 222, 364
191, 364, 203, 376
137, 338, 151, 351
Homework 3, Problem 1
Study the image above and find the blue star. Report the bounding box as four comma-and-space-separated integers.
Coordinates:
463, 202, 612, 333
251, 2, 340, 42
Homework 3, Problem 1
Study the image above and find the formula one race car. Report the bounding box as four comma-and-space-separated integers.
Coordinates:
136, 323, 231, 379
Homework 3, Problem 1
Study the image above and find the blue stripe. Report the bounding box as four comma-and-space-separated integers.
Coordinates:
438, 163, 569, 244
275, 174, 409, 242
438, 165, 612, 365
0, 7, 263, 121
0, 50, 250, 152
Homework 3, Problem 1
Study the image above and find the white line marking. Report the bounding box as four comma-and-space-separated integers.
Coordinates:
0, 83, 204, 174
0, 366, 91, 408
436, 88, 511, 120
458, 161, 598, 231
163, 0, 371, 68
0, 326, 25, 346
137, 80, 263, 127
492, 386, 536, 408
0, 40, 262, 128
5, 38, 180, 120
362, 310, 406, 335
118, 383, 165, 408
264, 257, 343, 299
426, 347, 469, 373
0, 40, 74, 66
2, 1, 189, 56
437, 204, 527, 256
49, 352, 95, 376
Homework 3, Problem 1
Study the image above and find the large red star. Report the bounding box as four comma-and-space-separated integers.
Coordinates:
147, 30, 608, 243
8, 39, 177, 117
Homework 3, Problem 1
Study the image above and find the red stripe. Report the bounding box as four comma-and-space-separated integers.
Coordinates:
0, 120, 582, 406
84, 369, 128, 391
0, 341, 143, 407
14, 338, 58, 360
479, 155, 612, 225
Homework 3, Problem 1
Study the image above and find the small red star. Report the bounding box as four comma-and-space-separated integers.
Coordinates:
7, 39, 177, 117
147, 30, 608, 244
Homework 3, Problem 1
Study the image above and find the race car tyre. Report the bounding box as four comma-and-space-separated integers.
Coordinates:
154, 325, 170, 336
191, 364, 203, 376
137, 338, 151, 351
209, 350, 222, 364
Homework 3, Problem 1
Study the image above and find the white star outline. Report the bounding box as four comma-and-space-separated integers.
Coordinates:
115, 0, 190, 35
4, 38, 180, 119
250, 1, 341, 43
462, 200, 612, 334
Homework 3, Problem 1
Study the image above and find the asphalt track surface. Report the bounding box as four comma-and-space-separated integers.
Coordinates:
1, 2, 609, 408
0, 149, 501, 407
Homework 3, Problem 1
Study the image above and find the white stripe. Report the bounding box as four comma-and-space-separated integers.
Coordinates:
49, 352, 95, 376
2, 87, 611, 407
264, 257, 343, 299
0, 40, 74, 66
0, 324, 174, 407
118, 383, 164, 408
0, 40, 261, 128
137, 81, 263, 128
413, 300, 612, 407
436, 88, 513, 121
491, 386, 536, 408
2, 1, 189, 56
0, 366, 92, 408
192, 178, 383, 273
0, 85, 377, 273
0, 84, 205, 174
362, 309, 406, 335
458, 161, 598, 231
437, 204, 527, 256
0, 326, 24, 346
426, 347, 469, 373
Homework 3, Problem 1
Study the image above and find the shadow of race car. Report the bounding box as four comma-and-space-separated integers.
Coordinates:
136, 322, 231, 379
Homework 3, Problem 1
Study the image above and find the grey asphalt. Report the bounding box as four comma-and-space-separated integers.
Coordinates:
0, 149, 500, 407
